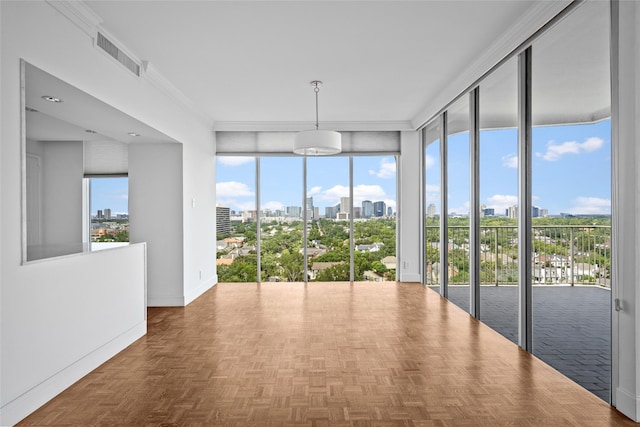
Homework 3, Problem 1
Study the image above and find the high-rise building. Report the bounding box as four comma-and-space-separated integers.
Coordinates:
387, 206, 393, 216
507, 205, 518, 219
483, 208, 495, 216
532, 206, 540, 218
427, 203, 437, 217
287, 206, 301, 218
97, 209, 103, 219
373, 201, 386, 217
104, 208, 112, 219
306, 197, 314, 218
216, 206, 231, 235
539, 208, 549, 217
362, 200, 373, 218
354, 207, 362, 219
313, 207, 319, 219
340, 197, 351, 213
325, 205, 339, 219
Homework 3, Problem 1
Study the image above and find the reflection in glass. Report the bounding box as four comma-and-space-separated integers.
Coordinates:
446, 96, 470, 312
89, 177, 129, 251
531, 1, 611, 401
478, 57, 519, 344
424, 120, 441, 290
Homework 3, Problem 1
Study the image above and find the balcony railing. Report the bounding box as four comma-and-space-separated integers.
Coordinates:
425, 225, 611, 287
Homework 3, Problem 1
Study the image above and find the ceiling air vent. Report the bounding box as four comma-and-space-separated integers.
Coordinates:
97, 32, 140, 77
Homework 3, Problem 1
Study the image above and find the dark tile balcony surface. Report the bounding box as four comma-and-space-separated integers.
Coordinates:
428, 285, 611, 402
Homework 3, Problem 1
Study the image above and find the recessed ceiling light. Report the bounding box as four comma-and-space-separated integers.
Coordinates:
85, 129, 97, 134
42, 95, 62, 103
128, 132, 140, 137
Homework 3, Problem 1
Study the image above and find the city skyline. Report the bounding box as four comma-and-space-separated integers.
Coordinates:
216, 156, 398, 215
426, 120, 611, 216
92, 120, 611, 218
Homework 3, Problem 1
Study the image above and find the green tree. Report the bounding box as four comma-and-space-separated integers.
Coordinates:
315, 263, 350, 281
280, 249, 304, 282
217, 255, 257, 282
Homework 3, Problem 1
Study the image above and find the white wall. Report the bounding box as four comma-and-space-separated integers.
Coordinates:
0, 244, 147, 426
398, 130, 422, 282
129, 143, 184, 306
41, 141, 83, 248
612, 0, 640, 421
1, 1, 216, 424
182, 135, 217, 305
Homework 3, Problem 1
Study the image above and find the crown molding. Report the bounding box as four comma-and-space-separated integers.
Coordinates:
46, 1, 213, 130
213, 120, 414, 132
410, 0, 572, 129
140, 61, 214, 129
45, 0, 102, 38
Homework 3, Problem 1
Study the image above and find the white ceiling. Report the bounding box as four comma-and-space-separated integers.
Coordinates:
25, 0, 609, 142
84, 1, 541, 128
25, 62, 178, 144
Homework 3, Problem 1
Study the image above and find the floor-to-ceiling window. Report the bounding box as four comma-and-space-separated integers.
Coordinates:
216, 131, 399, 283
530, 0, 611, 401
445, 96, 471, 312
307, 156, 350, 281
259, 157, 303, 282
420, 0, 611, 402
478, 57, 519, 344
424, 120, 441, 289
216, 156, 257, 282
353, 156, 397, 282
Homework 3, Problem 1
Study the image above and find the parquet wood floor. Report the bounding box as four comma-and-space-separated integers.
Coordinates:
18, 282, 635, 426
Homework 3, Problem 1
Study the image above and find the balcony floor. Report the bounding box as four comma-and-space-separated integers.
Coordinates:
431, 285, 611, 402
18, 282, 629, 426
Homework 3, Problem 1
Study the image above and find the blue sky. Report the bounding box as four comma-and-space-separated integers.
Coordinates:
92, 120, 611, 217
427, 120, 611, 216
216, 155, 398, 214
90, 177, 128, 216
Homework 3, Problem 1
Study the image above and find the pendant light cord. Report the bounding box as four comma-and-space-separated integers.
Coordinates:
314, 82, 320, 130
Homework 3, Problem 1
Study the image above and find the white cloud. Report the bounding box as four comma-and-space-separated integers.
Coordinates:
317, 184, 349, 203
217, 199, 255, 212
425, 184, 440, 204
354, 184, 388, 207
217, 156, 254, 167
307, 186, 323, 197
425, 154, 436, 169
568, 197, 611, 215
486, 194, 518, 213
502, 153, 518, 169
216, 181, 254, 198
311, 184, 392, 209
449, 201, 469, 215
536, 137, 604, 161
368, 157, 396, 179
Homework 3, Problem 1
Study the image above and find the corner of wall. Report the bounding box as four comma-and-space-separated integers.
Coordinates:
184, 275, 217, 306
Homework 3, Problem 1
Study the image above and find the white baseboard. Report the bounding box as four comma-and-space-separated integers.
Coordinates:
0, 321, 146, 427
147, 295, 186, 307
615, 387, 640, 422
399, 273, 421, 283
184, 276, 217, 306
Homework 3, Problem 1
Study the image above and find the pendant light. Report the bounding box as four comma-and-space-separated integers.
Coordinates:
293, 81, 342, 155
